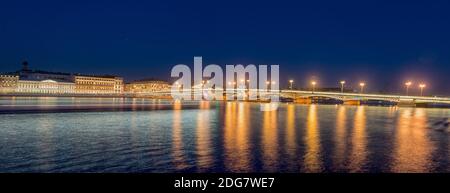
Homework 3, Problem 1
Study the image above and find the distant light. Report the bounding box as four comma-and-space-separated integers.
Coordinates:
359, 82, 365, 87
272, 81, 276, 84
419, 84, 426, 88
289, 80, 294, 83
405, 81, 412, 86
340, 80, 346, 84
311, 81, 316, 85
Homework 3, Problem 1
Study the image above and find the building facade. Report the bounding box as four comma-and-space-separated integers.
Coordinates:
0, 61, 124, 95
125, 79, 171, 95
0, 75, 19, 93
17, 80, 76, 94
74, 75, 123, 94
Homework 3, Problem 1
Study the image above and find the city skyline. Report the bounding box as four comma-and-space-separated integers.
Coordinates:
0, 59, 444, 96
1, 1, 450, 95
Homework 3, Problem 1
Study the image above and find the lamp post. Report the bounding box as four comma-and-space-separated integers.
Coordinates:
311, 81, 316, 93
419, 84, 426, 96
289, 80, 294, 90
359, 82, 365, 93
340, 80, 346, 93
405, 81, 412, 96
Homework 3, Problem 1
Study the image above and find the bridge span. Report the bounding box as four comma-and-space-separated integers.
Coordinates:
134, 88, 450, 107
280, 90, 450, 106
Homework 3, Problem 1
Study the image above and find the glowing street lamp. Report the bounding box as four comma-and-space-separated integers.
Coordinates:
359, 82, 365, 93
340, 80, 346, 93
289, 80, 294, 90
405, 81, 412, 96
311, 81, 316, 93
419, 84, 426, 96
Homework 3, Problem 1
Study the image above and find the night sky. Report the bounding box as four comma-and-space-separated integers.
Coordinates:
1, 0, 449, 95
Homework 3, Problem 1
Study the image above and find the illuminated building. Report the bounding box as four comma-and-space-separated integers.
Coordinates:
17, 79, 76, 94
125, 79, 171, 96
0, 61, 123, 95
0, 75, 19, 93
74, 75, 123, 94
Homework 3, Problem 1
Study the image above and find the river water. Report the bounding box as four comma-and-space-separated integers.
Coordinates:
0, 97, 449, 172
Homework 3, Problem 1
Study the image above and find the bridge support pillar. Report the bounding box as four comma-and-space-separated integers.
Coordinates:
398, 100, 416, 107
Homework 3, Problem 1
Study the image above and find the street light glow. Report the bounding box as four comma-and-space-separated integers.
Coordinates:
419, 83, 426, 96
405, 81, 412, 96
311, 81, 316, 93
340, 80, 346, 93
359, 82, 365, 93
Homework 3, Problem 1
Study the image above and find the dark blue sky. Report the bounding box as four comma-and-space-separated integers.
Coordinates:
1, 0, 449, 95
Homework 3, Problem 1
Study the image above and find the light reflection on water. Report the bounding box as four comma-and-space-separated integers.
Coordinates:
392, 108, 434, 172
0, 97, 449, 172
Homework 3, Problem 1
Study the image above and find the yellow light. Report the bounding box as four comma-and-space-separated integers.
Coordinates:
419, 84, 426, 88
405, 81, 412, 86
272, 81, 276, 84
240, 79, 244, 83
289, 80, 294, 83
340, 80, 345, 84
266, 81, 270, 85
311, 81, 316, 85
359, 82, 365, 87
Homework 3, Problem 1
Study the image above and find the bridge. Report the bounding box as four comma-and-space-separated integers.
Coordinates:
138, 88, 450, 107
280, 90, 450, 106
